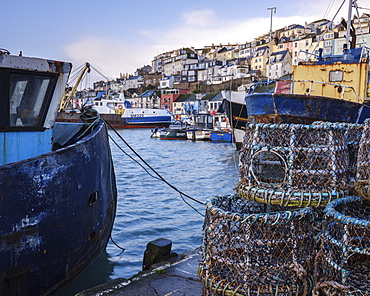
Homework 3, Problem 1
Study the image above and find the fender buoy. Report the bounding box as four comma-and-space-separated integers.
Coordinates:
118, 105, 123, 109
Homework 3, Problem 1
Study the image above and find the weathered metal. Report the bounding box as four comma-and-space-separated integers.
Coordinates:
245, 46, 370, 125
0, 122, 117, 296
246, 92, 370, 124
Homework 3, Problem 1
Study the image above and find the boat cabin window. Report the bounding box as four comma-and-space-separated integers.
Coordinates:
329, 70, 343, 82
0, 68, 58, 131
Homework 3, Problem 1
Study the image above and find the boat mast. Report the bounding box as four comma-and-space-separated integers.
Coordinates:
267, 7, 276, 82
345, 0, 353, 50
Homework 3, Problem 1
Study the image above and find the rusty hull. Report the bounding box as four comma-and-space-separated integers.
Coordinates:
0, 122, 117, 296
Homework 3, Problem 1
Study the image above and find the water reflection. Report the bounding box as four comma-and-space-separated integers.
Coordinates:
53, 251, 115, 296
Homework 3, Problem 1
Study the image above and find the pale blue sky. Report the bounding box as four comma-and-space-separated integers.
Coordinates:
2, 0, 369, 82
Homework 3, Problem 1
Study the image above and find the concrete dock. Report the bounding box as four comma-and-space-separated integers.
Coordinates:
76, 248, 203, 296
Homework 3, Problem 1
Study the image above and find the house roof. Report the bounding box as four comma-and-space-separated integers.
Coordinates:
282, 24, 305, 32
267, 50, 289, 64
174, 94, 197, 102
139, 90, 157, 98
208, 92, 224, 102
201, 93, 218, 101
256, 46, 268, 52
160, 75, 174, 81
126, 75, 142, 80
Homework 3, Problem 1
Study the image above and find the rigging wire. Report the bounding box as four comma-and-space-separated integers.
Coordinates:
108, 134, 162, 181
323, 0, 337, 19
305, 0, 347, 62
91, 65, 111, 81
103, 119, 206, 217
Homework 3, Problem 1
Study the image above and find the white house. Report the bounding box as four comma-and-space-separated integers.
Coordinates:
123, 76, 143, 90
159, 76, 175, 89
266, 50, 292, 79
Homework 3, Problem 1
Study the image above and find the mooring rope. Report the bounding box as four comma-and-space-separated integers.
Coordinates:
102, 119, 206, 217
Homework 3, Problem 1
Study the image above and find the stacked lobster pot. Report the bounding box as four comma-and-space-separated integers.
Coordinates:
237, 122, 354, 207
199, 194, 316, 296
314, 121, 370, 296
199, 122, 366, 296
314, 196, 370, 296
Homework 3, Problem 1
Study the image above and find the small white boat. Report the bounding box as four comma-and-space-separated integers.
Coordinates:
186, 129, 212, 141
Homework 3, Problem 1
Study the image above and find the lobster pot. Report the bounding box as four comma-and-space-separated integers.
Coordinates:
318, 196, 370, 295
238, 122, 351, 207
199, 194, 317, 295
344, 123, 363, 181
357, 120, 370, 181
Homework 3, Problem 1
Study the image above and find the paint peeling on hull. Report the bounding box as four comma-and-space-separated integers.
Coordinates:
0, 123, 117, 296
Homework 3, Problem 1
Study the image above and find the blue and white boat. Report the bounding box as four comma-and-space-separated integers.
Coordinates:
0, 50, 117, 295
121, 108, 173, 127
59, 89, 173, 128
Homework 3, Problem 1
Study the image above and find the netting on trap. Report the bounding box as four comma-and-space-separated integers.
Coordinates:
237, 122, 360, 207
353, 121, 370, 201
199, 194, 317, 295
316, 196, 370, 295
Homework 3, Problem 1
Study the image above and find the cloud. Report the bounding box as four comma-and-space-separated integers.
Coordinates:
64, 37, 158, 79
142, 12, 322, 50
181, 9, 216, 27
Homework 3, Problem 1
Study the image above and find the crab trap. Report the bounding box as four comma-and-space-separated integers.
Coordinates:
353, 120, 370, 201
199, 194, 318, 295
315, 196, 370, 295
237, 122, 362, 207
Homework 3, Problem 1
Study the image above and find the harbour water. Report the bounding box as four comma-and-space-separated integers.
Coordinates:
54, 128, 240, 295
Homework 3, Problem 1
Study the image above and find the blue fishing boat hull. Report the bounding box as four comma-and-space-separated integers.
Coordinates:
58, 113, 172, 128
122, 115, 172, 125
0, 122, 117, 296
245, 93, 370, 124
210, 131, 232, 142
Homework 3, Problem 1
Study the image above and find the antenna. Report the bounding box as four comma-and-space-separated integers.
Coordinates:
267, 7, 277, 82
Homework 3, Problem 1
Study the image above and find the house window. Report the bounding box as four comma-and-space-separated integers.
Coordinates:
324, 48, 332, 55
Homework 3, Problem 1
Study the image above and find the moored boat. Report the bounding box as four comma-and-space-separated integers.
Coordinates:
58, 99, 173, 129
245, 0, 370, 125
186, 129, 212, 141
0, 51, 117, 295
210, 130, 233, 142
218, 91, 248, 149
121, 108, 173, 128
160, 128, 188, 140
57, 63, 173, 129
